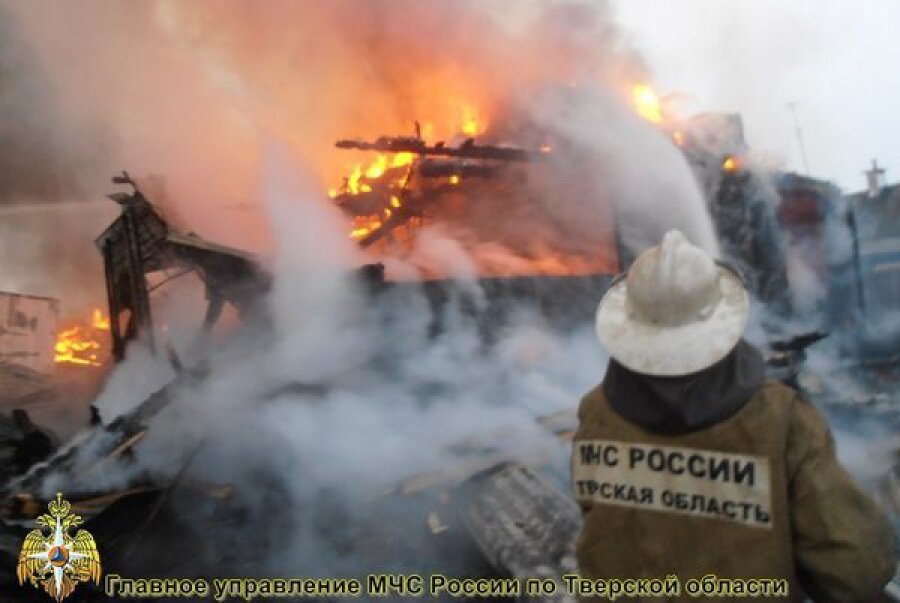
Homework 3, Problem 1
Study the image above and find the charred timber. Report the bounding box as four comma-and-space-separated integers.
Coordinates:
417, 159, 499, 179
333, 190, 387, 215
335, 136, 538, 162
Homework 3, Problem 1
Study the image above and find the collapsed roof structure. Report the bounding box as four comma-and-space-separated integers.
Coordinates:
96, 172, 271, 361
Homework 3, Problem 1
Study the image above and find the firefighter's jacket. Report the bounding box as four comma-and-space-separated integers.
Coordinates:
572, 340, 896, 602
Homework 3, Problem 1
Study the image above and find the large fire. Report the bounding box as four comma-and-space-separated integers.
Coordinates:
329, 87, 671, 256
54, 308, 110, 367
323, 92, 645, 278
319, 81, 688, 278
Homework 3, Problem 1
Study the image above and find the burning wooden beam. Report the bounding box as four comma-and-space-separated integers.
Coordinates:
333, 133, 545, 247
335, 136, 540, 163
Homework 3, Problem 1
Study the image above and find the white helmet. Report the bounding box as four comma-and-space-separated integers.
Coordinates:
595, 229, 749, 376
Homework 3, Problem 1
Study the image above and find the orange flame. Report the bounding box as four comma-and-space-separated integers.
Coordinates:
340, 152, 414, 197
91, 308, 110, 330
460, 105, 485, 137
632, 84, 662, 124
54, 308, 110, 367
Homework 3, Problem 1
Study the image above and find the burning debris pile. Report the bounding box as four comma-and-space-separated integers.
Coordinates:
331, 130, 543, 249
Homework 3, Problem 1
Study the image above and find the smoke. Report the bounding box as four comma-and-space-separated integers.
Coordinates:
71, 144, 609, 573
0, 5, 109, 202
528, 84, 717, 255
1, 0, 718, 293
614, 0, 900, 190
0, 201, 116, 311
14, 0, 893, 578
737, 178, 900, 498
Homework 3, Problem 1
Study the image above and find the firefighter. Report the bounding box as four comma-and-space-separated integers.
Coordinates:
572, 229, 896, 602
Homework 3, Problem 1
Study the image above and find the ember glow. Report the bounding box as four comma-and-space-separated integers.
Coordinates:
54, 308, 110, 367
460, 106, 486, 137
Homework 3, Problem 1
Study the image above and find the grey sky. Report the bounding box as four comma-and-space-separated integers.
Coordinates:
614, 0, 900, 193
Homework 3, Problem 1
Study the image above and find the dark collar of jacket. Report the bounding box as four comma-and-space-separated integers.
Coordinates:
601, 339, 766, 435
